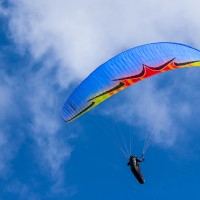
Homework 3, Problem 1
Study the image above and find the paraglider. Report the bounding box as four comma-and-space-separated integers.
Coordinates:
62, 42, 200, 183
127, 155, 145, 184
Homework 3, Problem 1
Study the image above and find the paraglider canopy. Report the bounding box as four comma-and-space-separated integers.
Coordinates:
62, 42, 200, 122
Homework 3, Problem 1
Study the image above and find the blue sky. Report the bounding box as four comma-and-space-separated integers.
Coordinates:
1, 0, 200, 199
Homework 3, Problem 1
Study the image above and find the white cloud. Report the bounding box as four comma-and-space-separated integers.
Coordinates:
8, 0, 200, 86
25, 65, 74, 180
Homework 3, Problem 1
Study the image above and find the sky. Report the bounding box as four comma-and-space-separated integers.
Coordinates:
1, 0, 200, 199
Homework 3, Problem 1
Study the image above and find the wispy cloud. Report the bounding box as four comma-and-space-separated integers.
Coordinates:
7, 0, 200, 85
0, 77, 13, 120
5, 179, 44, 200
0, 131, 12, 176
0, 68, 21, 177
23, 61, 75, 195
